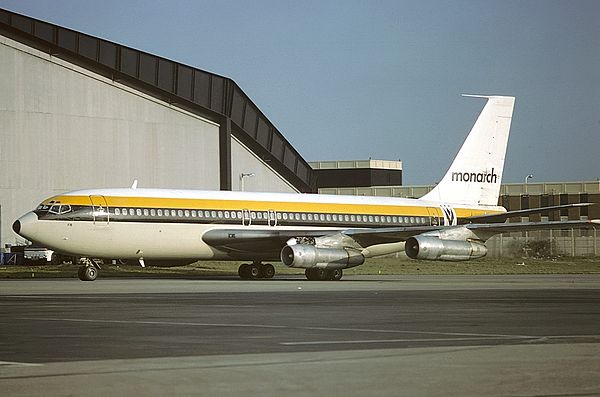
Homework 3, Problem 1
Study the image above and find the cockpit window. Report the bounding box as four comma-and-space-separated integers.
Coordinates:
48, 204, 72, 215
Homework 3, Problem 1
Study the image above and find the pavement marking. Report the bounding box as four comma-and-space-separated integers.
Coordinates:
280, 336, 526, 346
17, 317, 538, 341
0, 360, 43, 368
18, 317, 289, 329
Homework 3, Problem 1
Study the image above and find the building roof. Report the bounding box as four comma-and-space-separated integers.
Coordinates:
0, 8, 315, 192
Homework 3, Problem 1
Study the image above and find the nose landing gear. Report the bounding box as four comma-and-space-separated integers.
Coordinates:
77, 258, 100, 281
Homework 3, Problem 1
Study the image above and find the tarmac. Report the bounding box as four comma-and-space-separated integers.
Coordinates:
1, 275, 599, 396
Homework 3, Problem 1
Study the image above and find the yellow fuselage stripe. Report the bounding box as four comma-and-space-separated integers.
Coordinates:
44, 195, 501, 219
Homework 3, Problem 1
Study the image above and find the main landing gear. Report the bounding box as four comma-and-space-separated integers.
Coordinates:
238, 262, 275, 279
305, 268, 343, 281
78, 258, 100, 281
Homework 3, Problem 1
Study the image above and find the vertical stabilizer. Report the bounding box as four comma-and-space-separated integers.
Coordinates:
421, 95, 515, 206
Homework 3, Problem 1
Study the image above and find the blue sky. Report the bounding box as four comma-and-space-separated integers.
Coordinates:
2, 0, 598, 184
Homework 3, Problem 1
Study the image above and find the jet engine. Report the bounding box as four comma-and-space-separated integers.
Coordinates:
281, 245, 365, 269
405, 236, 487, 261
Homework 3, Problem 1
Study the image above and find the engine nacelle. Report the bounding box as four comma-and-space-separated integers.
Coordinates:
405, 236, 488, 261
281, 245, 365, 269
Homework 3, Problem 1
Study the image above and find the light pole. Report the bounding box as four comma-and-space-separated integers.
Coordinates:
524, 174, 533, 194
239, 172, 255, 191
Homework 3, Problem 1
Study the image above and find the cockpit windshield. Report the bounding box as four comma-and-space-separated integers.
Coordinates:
37, 203, 72, 215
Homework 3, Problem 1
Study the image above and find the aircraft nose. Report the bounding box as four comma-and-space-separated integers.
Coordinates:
13, 212, 39, 239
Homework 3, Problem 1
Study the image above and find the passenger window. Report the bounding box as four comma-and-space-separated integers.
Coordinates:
211, 211, 217, 218
224, 211, 230, 219
276, 212, 282, 220
326, 214, 332, 221
257, 212, 263, 219
143, 209, 149, 216
344, 215, 350, 222
251, 212, 256, 219
301, 213, 306, 221
115, 208, 121, 216
283, 213, 288, 220
374, 216, 380, 222
158, 209, 163, 216
217, 211, 223, 218
184, 210, 190, 217
237, 211, 242, 218
192, 210, 197, 217
136, 209, 142, 216
307, 213, 313, 221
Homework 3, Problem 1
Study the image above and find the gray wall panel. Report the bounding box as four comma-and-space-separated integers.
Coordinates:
0, 36, 221, 247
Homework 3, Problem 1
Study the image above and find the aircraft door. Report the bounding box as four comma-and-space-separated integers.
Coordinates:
242, 209, 251, 226
89, 195, 109, 226
267, 210, 277, 227
426, 207, 442, 226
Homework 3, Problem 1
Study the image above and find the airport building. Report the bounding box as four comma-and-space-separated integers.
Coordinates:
0, 8, 316, 248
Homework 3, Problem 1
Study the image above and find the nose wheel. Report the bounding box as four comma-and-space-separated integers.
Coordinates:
77, 258, 100, 281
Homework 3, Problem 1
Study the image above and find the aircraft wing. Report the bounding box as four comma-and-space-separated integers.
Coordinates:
465, 203, 593, 223
201, 228, 346, 254
202, 225, 442, 254
202, 219, 600, 256
464, 219, 600, 234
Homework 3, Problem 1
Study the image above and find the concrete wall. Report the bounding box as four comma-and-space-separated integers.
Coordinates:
0, 35, 296, 248
230, 138, 299, 193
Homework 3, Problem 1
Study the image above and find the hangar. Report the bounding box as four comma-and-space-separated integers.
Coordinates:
0, 8, 315, 248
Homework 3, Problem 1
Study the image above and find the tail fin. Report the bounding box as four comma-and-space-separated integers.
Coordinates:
421, 95, 515, 207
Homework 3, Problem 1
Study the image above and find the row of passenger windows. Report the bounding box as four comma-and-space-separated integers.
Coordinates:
111, 207, 430, 225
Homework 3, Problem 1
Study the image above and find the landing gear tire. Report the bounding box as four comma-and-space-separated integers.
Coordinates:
238, 263, 250, 279
305, 268, 343, 281
248, 263, 261, 279
50, 252, 63, 266
262, 263, 275, 279
329, 268, 343, 281
78, 265, 98, 281
238, 263, 262, 279
305, 268, 326, 281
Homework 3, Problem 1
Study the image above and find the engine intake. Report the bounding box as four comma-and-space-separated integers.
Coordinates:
405, 236, 487, 261
281, 245, 365, 269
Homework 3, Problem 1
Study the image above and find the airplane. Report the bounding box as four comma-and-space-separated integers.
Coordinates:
12, 95, 598, 281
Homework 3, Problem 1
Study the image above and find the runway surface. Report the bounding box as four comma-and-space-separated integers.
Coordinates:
1, 275, 600, 396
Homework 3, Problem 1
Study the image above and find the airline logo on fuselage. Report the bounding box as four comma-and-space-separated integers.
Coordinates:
451, 168, 498, 184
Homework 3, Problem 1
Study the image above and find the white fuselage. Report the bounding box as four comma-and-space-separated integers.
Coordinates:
14, 188, 504, 264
